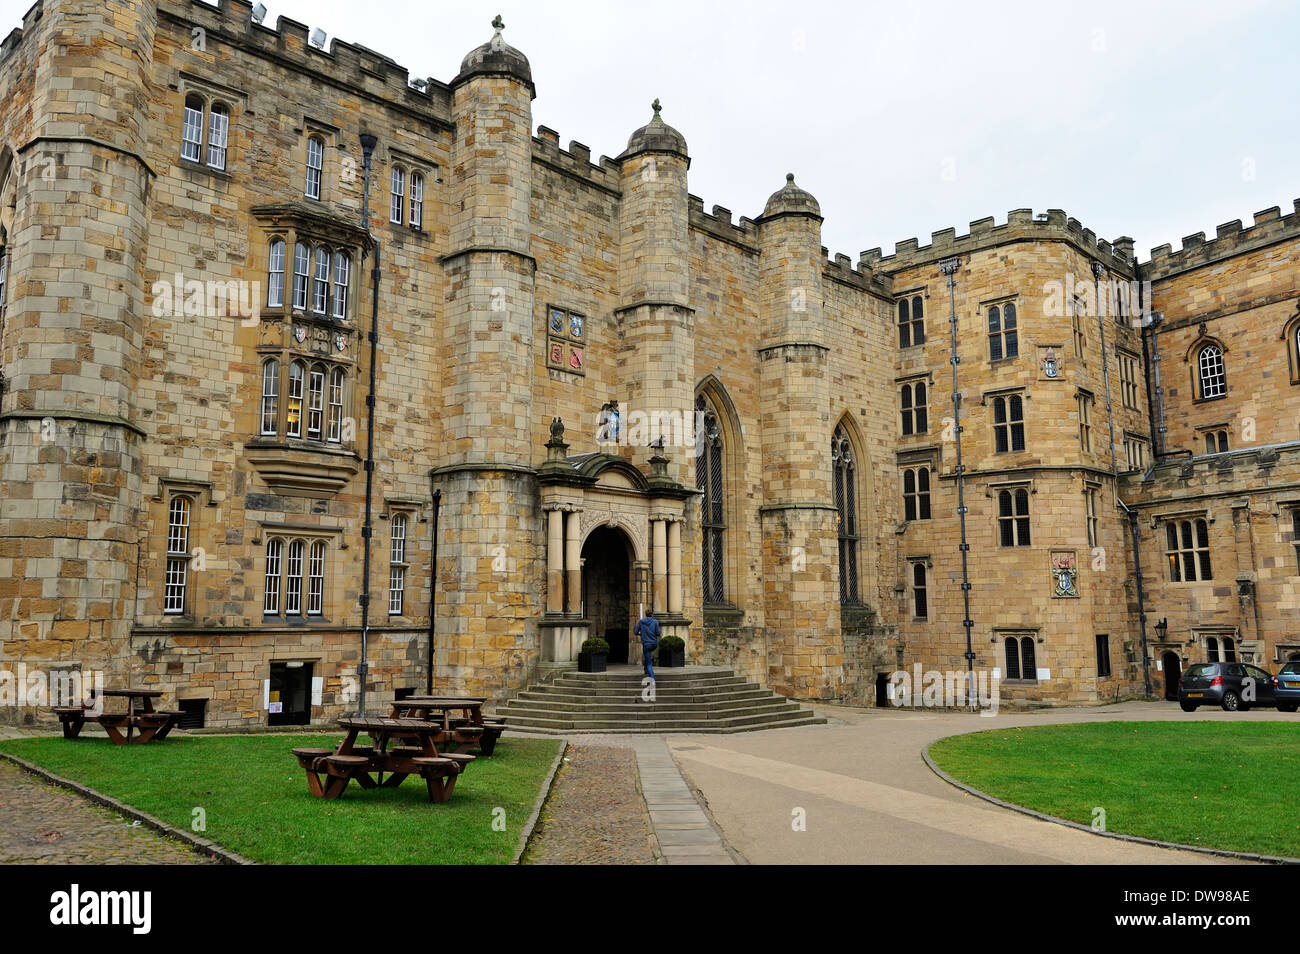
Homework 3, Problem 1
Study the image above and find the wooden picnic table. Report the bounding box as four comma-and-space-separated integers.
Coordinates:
53, 688, 183, 745
291, 717, 476, 803
390, 696, 505, 756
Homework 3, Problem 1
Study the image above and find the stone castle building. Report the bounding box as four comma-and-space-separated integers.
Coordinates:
0, 0, 1297, 726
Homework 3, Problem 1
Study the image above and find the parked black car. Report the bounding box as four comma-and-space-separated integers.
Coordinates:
1178, 662, 1279, 712
1271, 660, 1300, 712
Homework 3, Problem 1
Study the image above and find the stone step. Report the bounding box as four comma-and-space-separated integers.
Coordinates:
500, 696, 798, 715
499, 665, 823, 734
516, 690, 777, 707
526, 682, 766, 697
499, 708, 826, 733
551, 675, 747, 689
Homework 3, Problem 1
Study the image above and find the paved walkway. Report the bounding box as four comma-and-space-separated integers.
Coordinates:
632, 737, 733, 864
0, 759, 212, 864
664, 700, 1281, 865
523, 742, 657, 864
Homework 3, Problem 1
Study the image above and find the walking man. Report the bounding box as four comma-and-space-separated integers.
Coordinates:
635, 609, 661, 681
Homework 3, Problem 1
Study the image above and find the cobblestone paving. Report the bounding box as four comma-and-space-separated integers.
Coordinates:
522, 743, 659, 865
0, 760, 215, 865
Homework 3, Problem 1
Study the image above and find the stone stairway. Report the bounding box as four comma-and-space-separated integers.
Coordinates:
494, 666, 827, 734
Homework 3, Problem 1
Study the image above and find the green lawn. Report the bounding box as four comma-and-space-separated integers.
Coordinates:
929, 721, 1300, 857
0, 733, 561, 865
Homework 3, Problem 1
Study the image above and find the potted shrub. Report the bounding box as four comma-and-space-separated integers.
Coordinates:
578, 636, 609, 673
658, 634, 686, 668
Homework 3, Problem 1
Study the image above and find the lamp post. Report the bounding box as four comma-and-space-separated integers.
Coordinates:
940, 256, 976, 711
357, 132, 380, 717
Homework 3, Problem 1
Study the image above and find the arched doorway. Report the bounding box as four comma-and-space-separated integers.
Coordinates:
581, 526, 635, 665
1162, 651, 1181, 701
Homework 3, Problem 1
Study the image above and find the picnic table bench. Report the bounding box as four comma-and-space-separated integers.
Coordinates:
53, 689, 183, 745
391, 696, 505, 756
292, 717, 476, 803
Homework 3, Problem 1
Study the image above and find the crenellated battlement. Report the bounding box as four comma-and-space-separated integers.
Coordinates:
161, 0, 451, 120
821, 248, 892, 297
1141, 199, 1300, 280
0, 1, 45, 69
531, 126, 622, 192
688, 194, 759, 251
861, 207, 1137, 278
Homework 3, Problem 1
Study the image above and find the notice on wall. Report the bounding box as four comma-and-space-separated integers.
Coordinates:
268, 702, 283, 714
263, 678, 270, 709
1036, 668, 1051, 681
992, 668, 1001, 680
1155, 658, 1163, 672
311, 677, 323, 706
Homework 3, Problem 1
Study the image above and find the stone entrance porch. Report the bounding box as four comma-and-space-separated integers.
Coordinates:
536, 419, 694, 677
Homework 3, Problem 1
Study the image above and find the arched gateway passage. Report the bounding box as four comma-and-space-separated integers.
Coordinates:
581, 526, 635, 664
1162, 651, 1181, 701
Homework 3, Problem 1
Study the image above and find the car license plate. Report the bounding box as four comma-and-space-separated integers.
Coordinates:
1187, 692, 1204, 698
1287, 682, 1300, 689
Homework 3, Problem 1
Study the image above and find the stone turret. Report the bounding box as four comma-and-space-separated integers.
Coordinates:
0, 0, 156, 706
615, 100, 694, 485
754, 173, 843, 700
433, 15, 539, 697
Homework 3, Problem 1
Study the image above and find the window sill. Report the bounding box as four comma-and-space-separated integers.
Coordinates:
244, 438, 362, 495
1192, 394, 1227, 405
177, 158, 234, 182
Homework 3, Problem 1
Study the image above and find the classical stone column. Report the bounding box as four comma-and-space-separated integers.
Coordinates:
546, 508, 564, 614
565, 510, 582, 615
668, 520, 683, 615
652, 519, 668, 614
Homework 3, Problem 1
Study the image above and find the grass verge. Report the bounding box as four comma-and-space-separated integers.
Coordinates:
928, 721, 1300, 857
0, 733, 561, 865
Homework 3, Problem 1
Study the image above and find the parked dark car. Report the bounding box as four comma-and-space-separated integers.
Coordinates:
1178, 662, 1279, 712
1271, 661, 1300, 712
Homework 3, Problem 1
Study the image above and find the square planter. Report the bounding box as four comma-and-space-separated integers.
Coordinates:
658, 647, 685, 668
578, 652, 607, 673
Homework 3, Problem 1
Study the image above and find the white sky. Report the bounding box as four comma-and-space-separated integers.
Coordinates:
6, 0, 1299, 263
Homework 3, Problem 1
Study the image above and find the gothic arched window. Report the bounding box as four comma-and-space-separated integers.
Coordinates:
696, 394, 725, 604
833, 424, 859, 604
1198, 343, 1226, 399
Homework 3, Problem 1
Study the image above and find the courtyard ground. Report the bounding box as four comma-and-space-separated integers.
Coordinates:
664, 700, 1293, 864
2, 700, 1290, 865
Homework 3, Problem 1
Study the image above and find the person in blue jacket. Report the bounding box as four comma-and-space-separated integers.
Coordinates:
635, 609, 661, 681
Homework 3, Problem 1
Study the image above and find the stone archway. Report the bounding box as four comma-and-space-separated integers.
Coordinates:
581, 525, 635, 664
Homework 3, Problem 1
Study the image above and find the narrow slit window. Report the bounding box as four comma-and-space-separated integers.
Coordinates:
206, 103, 229, 170
390, 167, 405, 224
267, 239, 285, 308
305, 136, 324, 200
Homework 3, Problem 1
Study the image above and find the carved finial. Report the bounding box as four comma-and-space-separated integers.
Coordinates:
786, 172, 795, 183
549, 416, 564, 442
651, 98, 661, 119
492, 14, 504, 32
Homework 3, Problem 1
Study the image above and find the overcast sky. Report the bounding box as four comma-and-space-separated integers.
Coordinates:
7, 0, 1299, 263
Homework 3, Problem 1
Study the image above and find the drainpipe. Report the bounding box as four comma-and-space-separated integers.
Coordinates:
1097, 262, 1153, 699
426, 487, 441, 694
358, 132, 381, 717
940, 256, 976, 711
1128, 508, 1154, 700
